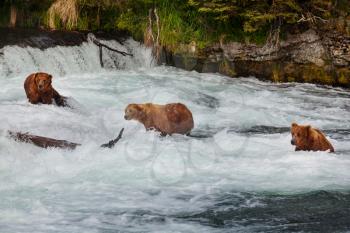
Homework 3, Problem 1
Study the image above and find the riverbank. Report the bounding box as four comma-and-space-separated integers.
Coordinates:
159, 28, 350, 88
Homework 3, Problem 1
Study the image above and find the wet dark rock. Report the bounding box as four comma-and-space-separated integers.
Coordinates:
160, 29, 350, 88
0, 27, 129, 49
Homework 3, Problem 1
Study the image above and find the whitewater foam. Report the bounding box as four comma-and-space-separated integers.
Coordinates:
0, 37, 349, 232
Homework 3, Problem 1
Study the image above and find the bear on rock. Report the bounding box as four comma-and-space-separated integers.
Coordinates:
24, 72, 66, 106
124, 103, 194, 136
290, 123, 334, 152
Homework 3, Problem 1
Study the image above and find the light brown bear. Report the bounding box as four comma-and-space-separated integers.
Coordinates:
124, 103, 194, 136
291, 123, 334, 152
24, 72, 66, 106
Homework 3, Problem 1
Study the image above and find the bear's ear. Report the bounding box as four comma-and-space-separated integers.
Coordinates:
137, 106, 146, 119
48, 75, 52, 84
305, 125, 311, 138
134, 104, 142, 111
34, 73, 39, 85
291, 123, 298, 127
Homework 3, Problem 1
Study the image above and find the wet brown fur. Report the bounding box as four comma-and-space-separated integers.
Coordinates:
24, 72, 66, 106
291, 123, 334, 152
124, 103, 194, 136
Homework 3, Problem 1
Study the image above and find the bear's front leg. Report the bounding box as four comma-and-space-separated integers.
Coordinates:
52, 88, 66, 107
28, 93, 41, 104
160, 132, 168, 137
41, 95, 53, 104
29, 98, 40, 104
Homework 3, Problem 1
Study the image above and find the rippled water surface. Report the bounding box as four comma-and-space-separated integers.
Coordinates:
0, 38, 349, 232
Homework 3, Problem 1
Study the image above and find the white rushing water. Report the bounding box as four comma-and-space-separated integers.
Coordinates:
0, 37, 350, 232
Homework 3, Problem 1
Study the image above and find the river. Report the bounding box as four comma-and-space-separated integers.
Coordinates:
0, 36, 349, 232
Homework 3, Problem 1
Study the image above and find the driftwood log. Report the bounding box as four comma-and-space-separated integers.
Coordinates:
92, 38, 133, 67
8, 131, 81, 150
8, 128, 124, 150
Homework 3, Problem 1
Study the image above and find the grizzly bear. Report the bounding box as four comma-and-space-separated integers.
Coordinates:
124, 103, 194, 136
24, 72, 66, 106
291, 123, 334, 152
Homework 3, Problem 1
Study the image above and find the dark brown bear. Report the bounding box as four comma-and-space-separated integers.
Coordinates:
24, 72, 66, 106
291, 123, 334, 152
124, 103, 194, 136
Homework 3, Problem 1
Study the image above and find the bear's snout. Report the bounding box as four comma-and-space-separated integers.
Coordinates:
124, 114, 130, 120
291, 139, 295, 145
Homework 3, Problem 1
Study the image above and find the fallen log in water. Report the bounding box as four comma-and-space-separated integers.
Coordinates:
8, 128, 124, 150
8, 131, 81, 150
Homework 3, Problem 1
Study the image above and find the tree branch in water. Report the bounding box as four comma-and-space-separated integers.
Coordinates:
92, 39, 133, 56
100, 128, 124, 148
92, 38, 132, 68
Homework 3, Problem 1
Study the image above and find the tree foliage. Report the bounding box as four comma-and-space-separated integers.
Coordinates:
0, 0, 348, 48
187, 0, 336, 33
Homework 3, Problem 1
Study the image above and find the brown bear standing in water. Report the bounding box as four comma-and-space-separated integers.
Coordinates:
124, 103, 194, 136
24, 72, 66, 106
291, 123, 334, 152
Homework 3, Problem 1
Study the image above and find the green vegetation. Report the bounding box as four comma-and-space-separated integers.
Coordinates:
0, 0, 349, 50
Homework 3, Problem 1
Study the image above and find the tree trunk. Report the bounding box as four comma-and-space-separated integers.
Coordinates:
96, 5, 101, 28
9, 5, 17, 28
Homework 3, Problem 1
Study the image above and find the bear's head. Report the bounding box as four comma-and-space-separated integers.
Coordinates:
34, 73, 52, 92
124, 104, 146, 121
291, 123, 311, 149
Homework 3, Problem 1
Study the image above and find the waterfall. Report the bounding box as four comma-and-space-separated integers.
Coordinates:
0, 33, 154, 77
